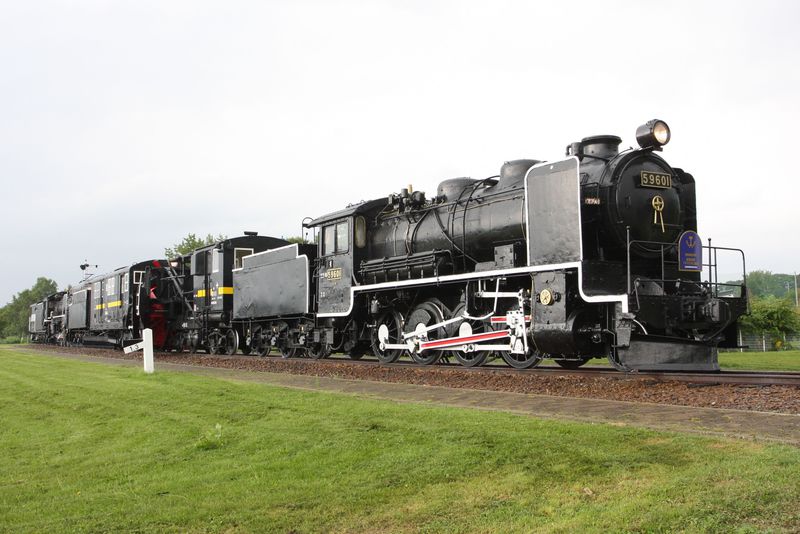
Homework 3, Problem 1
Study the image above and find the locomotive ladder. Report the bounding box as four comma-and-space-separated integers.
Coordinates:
162, 265, 195, 316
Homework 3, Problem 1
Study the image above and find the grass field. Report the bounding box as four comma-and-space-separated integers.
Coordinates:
718, 350, 800, 371
2, 348, 800, 533
563, 351, 800, 371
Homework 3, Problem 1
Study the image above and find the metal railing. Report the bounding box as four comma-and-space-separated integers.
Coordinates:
625, 228, 747, 304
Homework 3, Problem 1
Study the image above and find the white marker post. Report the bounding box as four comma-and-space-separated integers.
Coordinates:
142, 328, 154, 374
126, 331, 155, 372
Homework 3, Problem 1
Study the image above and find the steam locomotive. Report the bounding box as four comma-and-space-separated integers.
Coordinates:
29, 119, 748, 371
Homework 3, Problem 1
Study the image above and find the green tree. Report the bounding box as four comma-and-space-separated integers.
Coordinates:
744, 270, 797, 298
164, 233, 227, 259
0, 277, 59, 340
739, 295, 800, 338
285, 236, 312, 245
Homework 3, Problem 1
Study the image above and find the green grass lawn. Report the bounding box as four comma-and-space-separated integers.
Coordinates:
556, 351, 800, 371
718, 350, 800, 371
2, 348, 800, 533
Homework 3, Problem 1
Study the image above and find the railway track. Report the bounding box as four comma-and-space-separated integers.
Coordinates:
25, 344, 800, 388
222, 352, 800, 387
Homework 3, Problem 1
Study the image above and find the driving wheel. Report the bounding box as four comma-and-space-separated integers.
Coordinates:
372, 310, 404, 364
405, 300, 446, 366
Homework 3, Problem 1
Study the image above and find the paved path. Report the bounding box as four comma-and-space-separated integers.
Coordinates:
23, 348, 800, 446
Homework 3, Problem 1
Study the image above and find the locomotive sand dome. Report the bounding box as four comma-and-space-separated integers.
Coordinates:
304, 119, 749, 371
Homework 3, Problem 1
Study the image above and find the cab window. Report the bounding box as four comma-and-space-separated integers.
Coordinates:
234, 248, 254, 269
336, 222, 349, 252
211, 249, 220, 273
323, 221, 349, 256
323, 225, 336, 256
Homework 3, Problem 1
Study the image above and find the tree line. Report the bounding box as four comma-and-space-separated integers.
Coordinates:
738, 270, 798, 300
0, 277, 58, 342
731, 271, 799, 345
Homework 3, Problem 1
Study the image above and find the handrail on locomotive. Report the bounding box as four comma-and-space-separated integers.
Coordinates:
625, 227, 748, 305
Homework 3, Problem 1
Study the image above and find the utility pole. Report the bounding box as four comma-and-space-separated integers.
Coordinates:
795, 272, 799, 307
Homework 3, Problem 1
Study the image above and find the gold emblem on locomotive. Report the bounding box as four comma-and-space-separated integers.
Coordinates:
651, 195, 665, 233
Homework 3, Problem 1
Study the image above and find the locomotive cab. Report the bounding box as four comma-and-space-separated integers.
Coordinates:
306, 201, 384, 316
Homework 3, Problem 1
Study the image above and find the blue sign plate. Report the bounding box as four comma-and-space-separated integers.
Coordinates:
678, 231, 702, 272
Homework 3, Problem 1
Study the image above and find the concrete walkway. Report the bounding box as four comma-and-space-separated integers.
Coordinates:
24, 348, 800, 446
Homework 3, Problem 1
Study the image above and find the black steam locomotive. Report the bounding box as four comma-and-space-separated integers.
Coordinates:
30, 120, 748, 371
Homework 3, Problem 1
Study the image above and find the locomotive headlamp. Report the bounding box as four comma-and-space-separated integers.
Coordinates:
636, 119, 671, 149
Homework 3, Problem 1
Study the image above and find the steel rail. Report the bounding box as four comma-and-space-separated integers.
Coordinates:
246, 353, 800, 387
31, 345, 800, 388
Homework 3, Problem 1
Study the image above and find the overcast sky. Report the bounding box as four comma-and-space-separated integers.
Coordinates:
1, 0, 799, 304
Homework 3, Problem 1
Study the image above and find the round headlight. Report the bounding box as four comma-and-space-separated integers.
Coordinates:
652, 121, 670, 144
636, 119, 671, 149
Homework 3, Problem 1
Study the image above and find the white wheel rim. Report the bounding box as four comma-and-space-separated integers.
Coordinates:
378, 324, 390, 349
